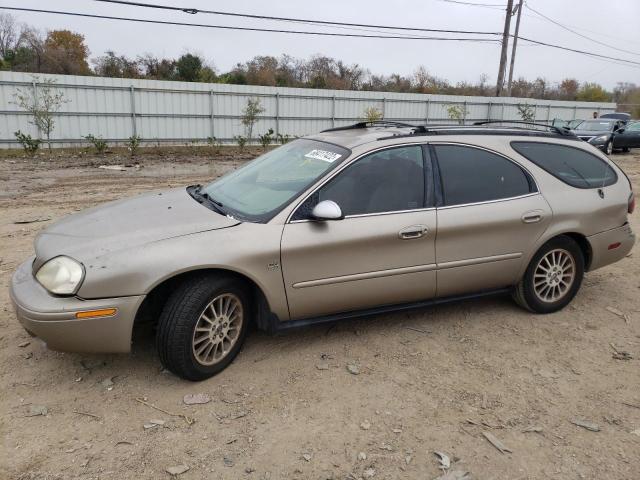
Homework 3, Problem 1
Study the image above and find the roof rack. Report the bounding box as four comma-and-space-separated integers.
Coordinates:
321, 120, 422, 133
473, 120, 574, 136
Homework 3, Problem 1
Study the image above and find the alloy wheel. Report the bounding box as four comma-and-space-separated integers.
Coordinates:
533, 248, 576, 303
191, 293, 243, 366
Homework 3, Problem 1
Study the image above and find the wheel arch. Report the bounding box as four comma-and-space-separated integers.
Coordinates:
518, 230, 593, 282
134, 268, 277, 335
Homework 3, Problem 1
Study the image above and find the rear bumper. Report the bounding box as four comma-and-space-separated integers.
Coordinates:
587, 223, 636, 271
9, 257, 144, 353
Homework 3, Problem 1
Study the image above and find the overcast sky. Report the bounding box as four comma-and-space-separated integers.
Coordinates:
12, 0, 640, 89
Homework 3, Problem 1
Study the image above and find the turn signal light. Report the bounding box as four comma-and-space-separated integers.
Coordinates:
75, 308, 117, 319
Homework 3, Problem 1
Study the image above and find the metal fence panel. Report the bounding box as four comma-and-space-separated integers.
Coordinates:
0, 71, 617, 148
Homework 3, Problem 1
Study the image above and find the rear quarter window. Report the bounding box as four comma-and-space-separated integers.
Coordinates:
510, 141, 617, 189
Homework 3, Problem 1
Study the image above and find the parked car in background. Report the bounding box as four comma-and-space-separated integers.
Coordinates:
551, 118, 584, 130
613, 121, 640, 152
600, 112, 631, 122
10, 121, 636, 380
570, 118, 626, 155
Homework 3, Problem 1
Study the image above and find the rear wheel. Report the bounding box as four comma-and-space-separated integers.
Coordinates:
156, 274, 250, 381
512, 236, 584, 313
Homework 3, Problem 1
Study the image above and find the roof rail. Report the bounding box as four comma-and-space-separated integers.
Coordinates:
473, 120, 574, 136
321, 120, 421, 133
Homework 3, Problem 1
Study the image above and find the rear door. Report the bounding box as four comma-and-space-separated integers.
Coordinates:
431, 143, 552, 297
280, 145, 437, 320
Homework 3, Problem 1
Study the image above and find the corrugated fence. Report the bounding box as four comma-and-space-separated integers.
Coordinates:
0, 71, 616, 148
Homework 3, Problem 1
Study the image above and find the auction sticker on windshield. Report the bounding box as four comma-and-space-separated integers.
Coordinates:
304, 149, 342, 163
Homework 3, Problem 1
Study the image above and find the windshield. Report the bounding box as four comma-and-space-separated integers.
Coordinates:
577, 120, 615, 131
201, 139, 350, 222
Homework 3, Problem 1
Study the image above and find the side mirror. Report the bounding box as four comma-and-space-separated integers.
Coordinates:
311, 200, 344, 221
616, 128, 625, 134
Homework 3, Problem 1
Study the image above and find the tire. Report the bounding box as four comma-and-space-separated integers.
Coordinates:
605, 140, 613, 155
622, 147, 630, 153
156, 274, 250, 381
512, 236, 584, 314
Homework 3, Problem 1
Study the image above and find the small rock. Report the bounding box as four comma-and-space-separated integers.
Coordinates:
405, 455, 412, 465
357, 452, 367, 461
245, 467, 255, 473
434, 451, 451, 470
346, 364, 360, 375
26, 405, 48, 417
316, 362, 329, 371
302, 453, 312, 462
522, 426, 543, 433
101, 377, 114, 390
379, 443, 393, 451
166, 464, 189, 476
143, 419, 165, 429
360, 420, 371, 430
183, 393, 211, 405
18, 341, 30, 348
392, 428, 402, 433
631, 429, 640, 437
570, 418, 600, 432
223, 457, 234, 467
434, 471, 472, 480
363, 467, 376, 478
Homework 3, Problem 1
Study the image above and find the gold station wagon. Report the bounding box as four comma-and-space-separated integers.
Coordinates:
10, 121, 636, 380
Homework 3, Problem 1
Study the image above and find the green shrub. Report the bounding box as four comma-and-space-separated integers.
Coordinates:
14, 130, 41, 155
84, 134, 108, 154
127, 135, 141, 156
259, 128, 274, 150
207, 136, 222, 153
276, 133, 291, 145
363, 106, 383, 122
233, 135, 247, 151
517, 104, 535, 122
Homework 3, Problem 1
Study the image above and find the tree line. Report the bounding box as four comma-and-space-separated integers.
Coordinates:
0, 13, 638, 114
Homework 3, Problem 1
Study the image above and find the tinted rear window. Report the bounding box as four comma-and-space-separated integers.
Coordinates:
511, 142, 617, 188
434, 145, 534, 206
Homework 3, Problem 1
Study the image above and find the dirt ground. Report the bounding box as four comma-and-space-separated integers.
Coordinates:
1, 147, 639, 480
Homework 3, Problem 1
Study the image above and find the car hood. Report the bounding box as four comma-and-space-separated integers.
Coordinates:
34, 187, 240, 267
572, 129, 611, 137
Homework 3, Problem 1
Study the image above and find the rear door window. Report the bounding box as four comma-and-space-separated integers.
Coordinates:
511, 142, 617, 188
433, 145, 535, 206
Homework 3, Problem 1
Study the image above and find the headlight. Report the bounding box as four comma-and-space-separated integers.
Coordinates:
591, 135, 609, 143
35, 256, 85, 295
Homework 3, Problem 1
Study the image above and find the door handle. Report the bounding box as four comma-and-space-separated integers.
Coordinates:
399, 225, 428, 239
522, 210, 543, 224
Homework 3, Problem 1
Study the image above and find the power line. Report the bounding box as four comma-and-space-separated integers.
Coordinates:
431, 0, 506, 9
90, 0, 504, 36
85, 0, 640, 68
3, 5, 640, 69
524, 2, 640, 57
0, 6, 503, 42
517, 35, 640, 68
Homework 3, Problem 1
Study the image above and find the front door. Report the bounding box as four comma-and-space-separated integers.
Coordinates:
431, 143, 552, 297
281, 145, 437, 320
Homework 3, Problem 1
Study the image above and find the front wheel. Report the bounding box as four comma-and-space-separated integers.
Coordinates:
605, 140, 613, 155
512, 236, 584, 314
156, 274, 250, 381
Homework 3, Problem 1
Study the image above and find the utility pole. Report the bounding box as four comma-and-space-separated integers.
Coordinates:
495, 0, 514, 97
507, 0, 524, 96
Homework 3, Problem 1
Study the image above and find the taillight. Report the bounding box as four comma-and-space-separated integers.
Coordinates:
629, 191, 636, 214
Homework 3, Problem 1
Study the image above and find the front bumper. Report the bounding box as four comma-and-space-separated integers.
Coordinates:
9, 257, 144, 353
587, 223, 636, 271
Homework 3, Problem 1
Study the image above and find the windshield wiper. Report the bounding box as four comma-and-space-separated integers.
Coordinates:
188, 185, 227, 216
